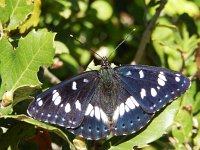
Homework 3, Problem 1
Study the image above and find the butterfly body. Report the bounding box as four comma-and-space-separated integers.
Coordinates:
27, 58, 190, 140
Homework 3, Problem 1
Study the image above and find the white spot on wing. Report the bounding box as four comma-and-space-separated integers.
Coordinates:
83, 78, 89, 83
113, 106, 119, 121
125, 105, 130, 112
126, 71, 132, 76
130, 96, 139, 107
151, 88, 157, 97
52, 91, 59, 101
52, 90, 61, 105
75, 100, 81, 111
90, 109, 94, 117
139, 70, 144, 78
65, 103, 71, 113
36, 98, 41, 102
100, 109, 108, 123
140, 88, 146, 99
38, 100, 43, 106
54, 96, 61, 105
125, 97, 135, 109
157, 78, 165, 86
94, 106, 100, 120
158, 72, 167, 81
85, 103, 93, 116
119, 103, 125, 117
72, 81, 77, 90
175, 76, 180, 82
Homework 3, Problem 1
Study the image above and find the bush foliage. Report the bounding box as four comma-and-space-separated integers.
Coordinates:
0, 0, 200, 149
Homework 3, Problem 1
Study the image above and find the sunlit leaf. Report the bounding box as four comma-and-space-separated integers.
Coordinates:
0, 0, 34, 30
0, 30, 55, 106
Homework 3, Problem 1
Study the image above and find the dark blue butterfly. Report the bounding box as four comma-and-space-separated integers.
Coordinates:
27, 57, 190, 140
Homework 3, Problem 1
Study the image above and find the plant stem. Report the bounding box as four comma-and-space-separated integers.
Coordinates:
133, 0, 167, 64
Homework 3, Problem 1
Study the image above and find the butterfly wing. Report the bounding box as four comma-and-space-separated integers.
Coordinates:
114, 65, 190, 113
27, 71, 99, 128
111, 65, 190, 135
69, 81, 112, 140
111, 86, 154, 136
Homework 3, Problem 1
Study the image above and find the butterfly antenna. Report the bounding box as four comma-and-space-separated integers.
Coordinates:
108, 28, 136, 59
70, 34, 103, 59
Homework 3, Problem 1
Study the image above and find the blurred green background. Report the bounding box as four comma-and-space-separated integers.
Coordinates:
0, 0, 200, 149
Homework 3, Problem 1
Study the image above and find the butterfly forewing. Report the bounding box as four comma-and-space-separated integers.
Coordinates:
27, 71, 99, 128
114, 65, 190, 113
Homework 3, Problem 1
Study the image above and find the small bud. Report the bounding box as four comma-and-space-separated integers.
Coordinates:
1, 91, 13, 107
73, 136, 87, 150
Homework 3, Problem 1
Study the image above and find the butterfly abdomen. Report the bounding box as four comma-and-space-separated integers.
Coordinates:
98, 67, 118, 118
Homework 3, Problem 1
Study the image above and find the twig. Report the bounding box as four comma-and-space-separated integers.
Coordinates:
143, 0, 148, 27
42, 66, 61, 84
133, 0, 167, 64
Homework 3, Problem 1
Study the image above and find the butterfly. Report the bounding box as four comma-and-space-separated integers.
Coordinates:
27, 57, 190, 140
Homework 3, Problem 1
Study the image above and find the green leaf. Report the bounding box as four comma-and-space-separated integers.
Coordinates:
103, 99, 180, 149
0, 29, 56, 104
0, 105, 13, 116
0, 114, 75, 150
151, 18, 176, 67
54, 41, 69, 54
76, 48, 91, 66
0, 0, 34, 30
164, 0, 199, 17
170, 82, 194, 147
172, 109, 192, 144
19, 0, 41, 33
194, 114, 200, 150
0, 121, 35, 150
194, 92, 200, 114
91, 0, 113, 21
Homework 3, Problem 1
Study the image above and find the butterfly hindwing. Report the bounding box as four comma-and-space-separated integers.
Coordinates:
111, 86, 154, 136
69, 81, 114, 140
69, 108, 110, 140
114, 65, 190, 113
27, 71, 99, 128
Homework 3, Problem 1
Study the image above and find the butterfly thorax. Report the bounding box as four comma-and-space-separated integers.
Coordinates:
99, 58, 119, 118
100, 58, 114, 88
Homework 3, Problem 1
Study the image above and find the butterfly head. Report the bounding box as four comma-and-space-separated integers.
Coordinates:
101, 57, 110, 69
